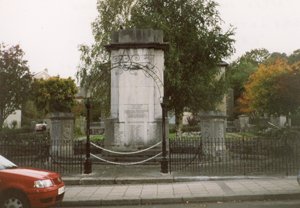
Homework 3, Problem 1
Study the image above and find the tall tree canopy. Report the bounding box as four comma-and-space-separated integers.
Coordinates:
77, 0, 235, 124
227, 48, 300, 117
0, 44, 32, 129
238, 59, 300, 116
227, 48, 270, 116
31, 77, 77, 115
77, 0, 136, 117
288, 49, 300, 64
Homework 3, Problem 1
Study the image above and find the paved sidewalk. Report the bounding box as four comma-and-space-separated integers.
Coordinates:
61, 177, 300, 207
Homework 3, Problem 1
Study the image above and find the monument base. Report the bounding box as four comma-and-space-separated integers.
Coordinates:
104, 118, 164, 151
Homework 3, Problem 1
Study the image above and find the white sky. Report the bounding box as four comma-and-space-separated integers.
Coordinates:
0, 0, 300, 79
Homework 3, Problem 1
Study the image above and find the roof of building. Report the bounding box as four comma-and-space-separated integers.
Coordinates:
33, 69, 51, 79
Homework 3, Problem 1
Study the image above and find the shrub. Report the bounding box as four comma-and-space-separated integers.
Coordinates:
182, 125, 201, 133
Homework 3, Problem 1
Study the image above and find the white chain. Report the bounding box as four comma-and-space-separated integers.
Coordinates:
90, 152, 162, 165
90, 141, 162, 155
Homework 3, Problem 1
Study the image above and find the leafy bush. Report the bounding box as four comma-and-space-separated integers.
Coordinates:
0, 127, 34, 135
182, 125, 201, 132
257, 126, 300, 140
291, 112, 300, 126
169, 124, 176, 133
74, 126, 84, 138
90, 135, 105, 142
168, 132, 176, 140
75, 134, 105, 142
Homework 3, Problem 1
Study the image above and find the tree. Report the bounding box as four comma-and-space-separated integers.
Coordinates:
227, 48, 270, 116
241, 48, 270, 64
0, 44, 32, 129
238, 59, 300, 117
77, 0, 235, 128
130, 0, 235, 118
77, 0, 136, 117
265, 52, 288, 64
275, 62, 300, 114
288, 49, 300, 64
21, 100, 41, 127
31, 77, 77, 115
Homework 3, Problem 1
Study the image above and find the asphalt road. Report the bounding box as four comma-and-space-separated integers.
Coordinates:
62, 199, 300, 208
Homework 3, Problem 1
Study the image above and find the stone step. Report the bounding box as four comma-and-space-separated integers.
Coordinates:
91, 155, 162, 165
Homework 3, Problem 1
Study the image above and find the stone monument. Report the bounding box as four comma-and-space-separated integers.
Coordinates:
104, 29, 168, 150
199, 62, 229, 161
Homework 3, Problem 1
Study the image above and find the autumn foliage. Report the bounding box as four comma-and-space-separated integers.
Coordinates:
238, 59, 300, 115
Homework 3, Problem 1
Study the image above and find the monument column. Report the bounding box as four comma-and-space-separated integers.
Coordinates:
104, 29, 168, 150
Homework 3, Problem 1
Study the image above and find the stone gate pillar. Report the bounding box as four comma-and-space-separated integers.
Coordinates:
104, 29, 168, 150
200, 111, 227, 161
49, 112, 74, 156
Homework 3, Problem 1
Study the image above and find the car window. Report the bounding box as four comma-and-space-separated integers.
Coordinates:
0, 155, 18, 170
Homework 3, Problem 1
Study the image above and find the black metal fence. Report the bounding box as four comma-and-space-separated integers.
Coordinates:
3, 131, 300, 176
169, 137, 300, 176
0, 132, 84, 175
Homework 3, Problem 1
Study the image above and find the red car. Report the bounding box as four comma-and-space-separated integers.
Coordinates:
0, 155, 65, 208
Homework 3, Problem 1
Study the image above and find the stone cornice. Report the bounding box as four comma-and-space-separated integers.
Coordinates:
105, 42, 169, 51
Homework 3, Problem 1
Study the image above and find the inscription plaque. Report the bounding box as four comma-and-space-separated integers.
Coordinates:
125, 105, 148, 122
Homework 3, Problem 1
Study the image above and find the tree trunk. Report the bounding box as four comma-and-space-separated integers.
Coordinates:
175, 111, 183, 137
0, 109, 4, 129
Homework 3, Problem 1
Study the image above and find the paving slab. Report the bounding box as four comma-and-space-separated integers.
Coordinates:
61, 177, 300, 207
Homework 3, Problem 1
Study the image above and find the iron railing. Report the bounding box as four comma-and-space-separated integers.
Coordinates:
0, 132, 84, 175
169, 137, 300, 176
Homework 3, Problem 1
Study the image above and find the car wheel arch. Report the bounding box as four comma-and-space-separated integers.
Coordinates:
1, 188, 30, 208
